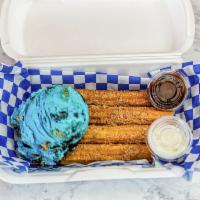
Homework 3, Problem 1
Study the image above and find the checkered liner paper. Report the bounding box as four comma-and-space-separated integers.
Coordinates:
0, 61, 199, 178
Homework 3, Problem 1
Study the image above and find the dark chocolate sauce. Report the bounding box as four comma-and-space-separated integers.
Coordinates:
148, 72, 188, 110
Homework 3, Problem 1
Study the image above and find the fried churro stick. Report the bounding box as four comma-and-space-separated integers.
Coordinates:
78, 89, 151, 107
61, 144, 152, 165
81, 125, 148, 144
89, 106, 172, 125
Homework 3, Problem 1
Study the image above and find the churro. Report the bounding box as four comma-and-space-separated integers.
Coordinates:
61, 144, 152, 164
59, 90, 173, 165
81, 125, 148, 144
89, 106, 173, 125
78, 89, 151, 107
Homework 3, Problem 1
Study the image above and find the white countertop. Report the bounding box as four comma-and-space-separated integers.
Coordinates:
0, 0, 200, 199
1, 173, 200, 200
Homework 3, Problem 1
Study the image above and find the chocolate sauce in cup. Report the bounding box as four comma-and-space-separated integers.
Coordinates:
147, 71, 189, 111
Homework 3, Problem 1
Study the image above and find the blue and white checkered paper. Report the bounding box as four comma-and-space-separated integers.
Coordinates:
0, 61, 199, 178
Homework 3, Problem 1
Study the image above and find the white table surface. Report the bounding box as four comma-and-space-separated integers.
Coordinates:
0, 0, 200, 200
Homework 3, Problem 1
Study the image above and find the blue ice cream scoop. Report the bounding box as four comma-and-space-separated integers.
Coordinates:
11, 85, 89, 165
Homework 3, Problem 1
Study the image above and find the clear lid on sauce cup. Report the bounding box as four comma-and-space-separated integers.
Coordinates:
147, 71, 189, 111
147, 116, 193, 162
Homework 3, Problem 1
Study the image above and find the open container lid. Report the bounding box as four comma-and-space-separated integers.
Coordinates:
0, 0, 196, 184
0, 0, 195, 72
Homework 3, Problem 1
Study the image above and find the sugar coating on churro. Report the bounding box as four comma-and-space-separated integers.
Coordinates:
61, 144, 152, 165
81, 125, 148, 144
89, 106, 173, 125
78, 89, 151, 107
60, 89, 173, 165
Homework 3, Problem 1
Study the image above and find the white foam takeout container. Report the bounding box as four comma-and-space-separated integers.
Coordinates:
0, 0, 195, 184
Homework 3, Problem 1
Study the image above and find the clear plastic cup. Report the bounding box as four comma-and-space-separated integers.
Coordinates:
147, 71, 189, 111
147, 116, 193, 162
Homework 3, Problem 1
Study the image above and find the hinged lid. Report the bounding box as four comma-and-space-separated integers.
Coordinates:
0, 0, 195, 70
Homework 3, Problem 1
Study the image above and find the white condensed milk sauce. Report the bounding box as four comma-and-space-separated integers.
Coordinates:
148, 117, 192, 161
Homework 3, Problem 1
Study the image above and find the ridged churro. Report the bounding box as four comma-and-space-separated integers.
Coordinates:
61, 144, 152, 165
81, 125, 148, 144
78, 89, 151, 107
60, 89, 173, 165
89, 106, 173, 125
